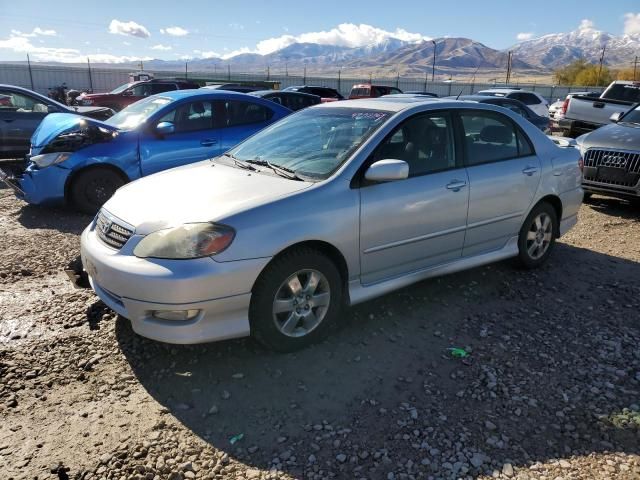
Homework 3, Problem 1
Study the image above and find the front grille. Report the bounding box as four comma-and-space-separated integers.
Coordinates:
583, 148, 640, 188
95, 210, 134, 249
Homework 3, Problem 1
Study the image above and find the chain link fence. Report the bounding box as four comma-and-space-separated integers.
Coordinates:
0, 62, 606, 102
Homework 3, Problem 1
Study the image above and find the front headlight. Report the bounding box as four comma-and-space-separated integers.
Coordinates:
133, 223, 235, 259
31, 152, 72, 168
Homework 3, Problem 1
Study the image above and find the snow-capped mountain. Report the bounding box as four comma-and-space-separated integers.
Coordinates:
510, 22, 640, 68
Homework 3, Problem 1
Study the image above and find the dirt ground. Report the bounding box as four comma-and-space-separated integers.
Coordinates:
0, 185, 639, 480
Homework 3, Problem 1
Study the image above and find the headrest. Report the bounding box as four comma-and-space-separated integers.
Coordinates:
480, 125, 512, 144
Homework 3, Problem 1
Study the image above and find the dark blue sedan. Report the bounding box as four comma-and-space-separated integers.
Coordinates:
3, 90, 291, 212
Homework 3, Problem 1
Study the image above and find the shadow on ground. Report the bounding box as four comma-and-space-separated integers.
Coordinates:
114, 243, 640, 477
16, 204, 92, 234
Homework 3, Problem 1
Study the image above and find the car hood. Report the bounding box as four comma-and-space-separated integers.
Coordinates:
580, 123, 640, 151
31, 113, 118, 149
103, 160, 313, 235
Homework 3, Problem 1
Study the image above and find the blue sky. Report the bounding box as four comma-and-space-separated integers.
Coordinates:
1, 0, 639, 63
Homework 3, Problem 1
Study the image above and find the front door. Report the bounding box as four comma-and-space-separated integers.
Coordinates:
139, 100, 223, 176
0, 90, 49, 157
359, 112, 469, 285
459, 110, 541, 256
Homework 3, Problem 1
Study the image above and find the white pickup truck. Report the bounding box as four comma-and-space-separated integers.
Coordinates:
558, 80, 640, 137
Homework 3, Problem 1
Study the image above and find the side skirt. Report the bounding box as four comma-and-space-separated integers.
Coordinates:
348, 236, 519, 306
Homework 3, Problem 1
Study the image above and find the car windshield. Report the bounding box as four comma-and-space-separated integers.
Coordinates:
105, 96, 172, 130
621, 106, 640, 125
228, 108, 391, 180
109, 83, 133, 94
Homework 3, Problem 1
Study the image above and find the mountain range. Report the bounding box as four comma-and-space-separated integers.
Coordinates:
14, 24, 640, 76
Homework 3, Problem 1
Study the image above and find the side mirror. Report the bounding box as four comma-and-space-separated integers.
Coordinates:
364, 159, 409, 183
122, 90, 133, 96
155, 121, 175, 136
609, 111, 623, 123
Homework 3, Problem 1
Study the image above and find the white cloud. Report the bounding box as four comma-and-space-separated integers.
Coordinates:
123, 41, 131, 46
151, 44, 172, 51
578, 19, 595, 31
0, 34, 151, 63
193, 49, 220, 58
160, 26, 189, 37
228, 23, 244, 31
230, 23, 429, 57
516, 32, 534, 41
108, 19, 150, 38
10, 27, 57, 37
624, 13, 640, 35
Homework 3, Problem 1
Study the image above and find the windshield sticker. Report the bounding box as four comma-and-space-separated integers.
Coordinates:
351, 112, 387, 121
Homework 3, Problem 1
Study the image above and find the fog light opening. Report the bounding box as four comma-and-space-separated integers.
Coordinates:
151, 309, 200, 321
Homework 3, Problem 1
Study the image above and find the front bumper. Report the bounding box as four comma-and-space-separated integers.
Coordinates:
558, 118, 601, 137
582, 181, 639, 200
80, 222, 271, 344
2, 162, 69, 205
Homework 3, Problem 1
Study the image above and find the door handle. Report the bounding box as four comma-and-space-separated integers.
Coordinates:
446, 180, 467, 192
522, 166, 538, 176
200, 139, 218, 146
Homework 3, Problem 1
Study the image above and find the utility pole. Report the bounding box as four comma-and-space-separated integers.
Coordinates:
431, 40, 437, 82
266, 65, 270, 81
424, 72, 428, 91
303, 65, 307, 84
87, 57, 94, 92
596, 45, 606, 86
185, 62, 188, 80
505, 51, 513, 84
337, 68, 341, 93
227, 64, 231, 81
27, 54, 34, 90
634, 56, 638, 81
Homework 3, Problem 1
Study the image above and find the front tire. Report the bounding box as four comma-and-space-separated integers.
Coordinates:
250, 248, 343, 352
516, 202, 558, 269
69, 167, 125, 214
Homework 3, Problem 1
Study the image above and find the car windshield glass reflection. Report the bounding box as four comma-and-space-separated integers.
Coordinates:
229, 108, 390, 179
105, 96, 172, 130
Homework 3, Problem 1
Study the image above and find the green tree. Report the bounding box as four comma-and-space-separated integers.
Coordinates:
554, 59, 612, 86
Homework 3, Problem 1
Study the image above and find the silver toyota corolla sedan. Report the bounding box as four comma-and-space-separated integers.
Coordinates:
80, 98, 583, 351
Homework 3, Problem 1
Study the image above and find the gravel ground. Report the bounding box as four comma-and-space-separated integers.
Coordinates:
0, 186, 639, 480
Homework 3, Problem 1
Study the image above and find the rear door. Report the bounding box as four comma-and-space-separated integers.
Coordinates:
217, 99, 276, 151
359, 112, 469, 284
139, 99, 222, 176
0, 89, 49, 157
459, 110, 541, 256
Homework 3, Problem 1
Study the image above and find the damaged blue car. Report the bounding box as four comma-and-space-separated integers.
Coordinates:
0, 89, 291, 213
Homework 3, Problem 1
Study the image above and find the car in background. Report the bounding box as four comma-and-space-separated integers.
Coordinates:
576, 104, 640, 204
202, 84, 263, 93
475, 88, 549, 117
0, 90, 291, 213
77, 79, 200, 112
403, 91, 438, 97
548, 91, 599, 120
77, 98, 582, 351
282, 85, 344, 102
558, 81, 640, 137
0, 84, 115, 160
448, 95, 550, 133
248, 90, 321, 111
349, 84, 403, 99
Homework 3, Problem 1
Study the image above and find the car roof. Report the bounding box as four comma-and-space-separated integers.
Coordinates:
314, 97, 449, 112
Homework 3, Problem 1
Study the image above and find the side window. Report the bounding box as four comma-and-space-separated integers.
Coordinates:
164, 101, 214, 133
0, 91, 46, 113
372, 86, 386, 97
521, 93, 541, 105
502, 103, 528, 118
373, 113, 456, 176
151, 83, 177, 94
130, 84, 153, 97
461, 111, 533, 165
223, 100, 273, 127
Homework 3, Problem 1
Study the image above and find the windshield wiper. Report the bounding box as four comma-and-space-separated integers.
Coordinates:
221, 153, 257, 171
246, 158, 303, 181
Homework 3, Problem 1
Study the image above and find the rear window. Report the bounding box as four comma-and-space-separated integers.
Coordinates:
351, 87, 370, 97
603, 84, 640, 103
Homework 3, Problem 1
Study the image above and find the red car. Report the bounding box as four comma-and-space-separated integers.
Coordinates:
349, 84, 402, 99
78, 79, 199, 111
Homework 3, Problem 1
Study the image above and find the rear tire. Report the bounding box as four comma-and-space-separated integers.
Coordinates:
69, 167, 125, 214
516, 202, 558, 269
250, 248, 343, 352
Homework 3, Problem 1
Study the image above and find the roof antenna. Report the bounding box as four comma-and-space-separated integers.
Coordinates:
456, 64, 481, 100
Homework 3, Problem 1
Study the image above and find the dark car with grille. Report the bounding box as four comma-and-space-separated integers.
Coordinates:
577, 105, 640, 203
